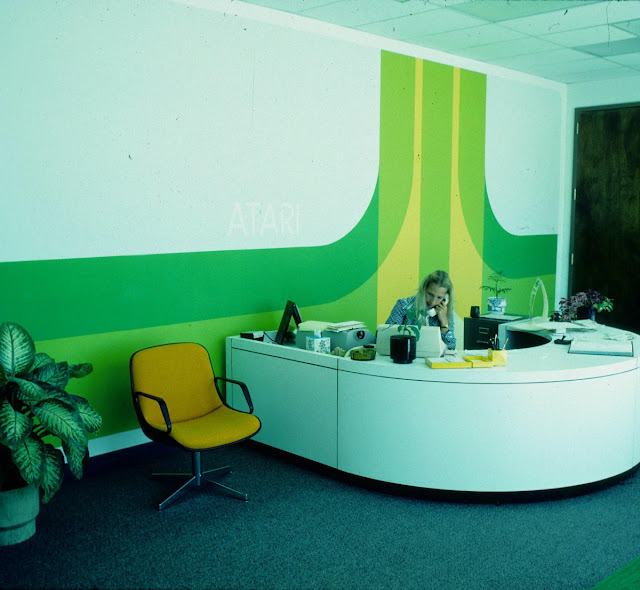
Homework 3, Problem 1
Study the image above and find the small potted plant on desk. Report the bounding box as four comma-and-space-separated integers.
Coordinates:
390, 308, 425, 364
0, 322, 101, 545
558, 290, 613, 322
481, 270, 512, 314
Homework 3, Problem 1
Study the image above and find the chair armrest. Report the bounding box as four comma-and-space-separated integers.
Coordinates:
134, 391, 172, 433
214, 376, 254, 414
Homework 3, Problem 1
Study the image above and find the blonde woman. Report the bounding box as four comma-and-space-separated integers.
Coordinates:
386, 270, 456, 349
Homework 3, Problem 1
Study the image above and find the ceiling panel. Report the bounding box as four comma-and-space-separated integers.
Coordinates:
608, 51, 640, 68
488, 47, 592, 69
451, 0, 589, 22
416, 23, 525, 52
615, 18, 640, 35
455, 37, 560, 62
242, 0, 336, 11
236, 0, 640, 84
578, 36, 640, 56
358, 7, 487, 40
541, 24, 636, 48
301, 0, 436, 27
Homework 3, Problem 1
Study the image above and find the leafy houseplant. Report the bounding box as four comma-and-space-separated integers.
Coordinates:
396, 307, 426, 340
392, 308, 428, 364
481, 271, 511, 314
0, 322, 101, 503
558, 290, 613, 322
481, 271, 512, 299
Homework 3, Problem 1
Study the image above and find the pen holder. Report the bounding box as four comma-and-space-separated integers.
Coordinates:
488, 349, 507, 366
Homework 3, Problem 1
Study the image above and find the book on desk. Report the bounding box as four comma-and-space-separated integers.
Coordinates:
568, 339, 634, 357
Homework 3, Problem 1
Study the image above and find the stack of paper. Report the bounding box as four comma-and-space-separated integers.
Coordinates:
425, 354, 472, 369
324, 321, 366, 332
425, 352, 500, 369
462, 355, 494, 368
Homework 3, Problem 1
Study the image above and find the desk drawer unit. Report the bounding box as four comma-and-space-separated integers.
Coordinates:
464, 317, 508, 348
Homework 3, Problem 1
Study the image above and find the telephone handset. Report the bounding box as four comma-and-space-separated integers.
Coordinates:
426, 293, 449, 317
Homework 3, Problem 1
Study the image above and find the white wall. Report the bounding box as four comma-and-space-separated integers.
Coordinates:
567, 75, 640, 110
1, 0, 379, 263
2, 0, 568, 290
485, 76, 562, 237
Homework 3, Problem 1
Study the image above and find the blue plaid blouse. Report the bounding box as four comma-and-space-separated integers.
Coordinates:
386, 296, 456, 350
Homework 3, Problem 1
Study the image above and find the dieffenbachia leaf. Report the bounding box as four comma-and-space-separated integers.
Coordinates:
70, 395, 102, 434
0, 322, 36, 378
62, 440, 88, 480
0, 399, 33, 449
11, 435, 45, 487
13, 377, 50, 405
41, 445, 65, 503
31, 361, 70, 391
69, 363, 93, 379
31, 400, 88, 446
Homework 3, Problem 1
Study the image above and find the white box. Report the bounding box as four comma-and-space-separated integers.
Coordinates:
306, 336, 331, 354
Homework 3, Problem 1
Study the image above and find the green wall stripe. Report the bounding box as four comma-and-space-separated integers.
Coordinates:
378, 50, 415, 266
458, 69, 487, 257
482, 185, 558, 279
1, 180, 379, 341
421, 59, 453, 275
38, 272, 382, 440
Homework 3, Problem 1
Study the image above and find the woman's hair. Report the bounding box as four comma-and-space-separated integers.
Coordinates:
414, 270, 454, 324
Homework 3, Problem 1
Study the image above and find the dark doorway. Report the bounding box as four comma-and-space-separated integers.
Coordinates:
571, 104, 640, 332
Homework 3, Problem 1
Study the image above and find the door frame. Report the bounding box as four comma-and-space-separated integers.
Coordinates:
568, 101, 640, 294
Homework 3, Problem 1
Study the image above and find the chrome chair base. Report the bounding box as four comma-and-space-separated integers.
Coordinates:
152, 452, 249, 510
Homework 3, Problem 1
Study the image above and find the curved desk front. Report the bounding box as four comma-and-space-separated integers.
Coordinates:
225, 327, 640, 499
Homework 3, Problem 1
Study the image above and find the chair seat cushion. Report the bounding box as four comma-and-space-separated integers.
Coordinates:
167, 405, 261, 450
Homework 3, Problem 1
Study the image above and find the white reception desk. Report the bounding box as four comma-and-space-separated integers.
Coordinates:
225, 321, 640, 500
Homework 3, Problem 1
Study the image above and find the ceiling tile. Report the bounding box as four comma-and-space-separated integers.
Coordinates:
454, 36, 559, 61
540, 24, 636, 48
241, 0, 336, 13
451, 0, 587, 23
501, 1, 640, 36
576, 36, 640, 57
527, 56, 625, 76
301, 0, 436, 28
613, 18, 640, 35
426, 0, 476, 7
552, 66, 640, 84
356, 7, 488, 39
415, 23, 525, 51
607, 51, 640, 69
488, 47, 591, 68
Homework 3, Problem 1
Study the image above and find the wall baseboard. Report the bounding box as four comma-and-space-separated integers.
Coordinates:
88, 429, 149, 457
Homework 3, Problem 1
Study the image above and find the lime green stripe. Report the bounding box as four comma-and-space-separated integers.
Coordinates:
421, 59, 453, 275
378, 50, 416, 266
1, 180, 379, 341
457, 69, 487, 256
39, 273, 381, 439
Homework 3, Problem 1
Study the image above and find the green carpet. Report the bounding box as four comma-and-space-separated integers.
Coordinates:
592, 556, 640, 589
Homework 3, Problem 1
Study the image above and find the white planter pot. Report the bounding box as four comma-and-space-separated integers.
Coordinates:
0, 485, 40, 545
487, 297, 507, 314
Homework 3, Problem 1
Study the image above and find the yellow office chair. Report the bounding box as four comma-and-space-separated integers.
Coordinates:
130, 342, 261, 510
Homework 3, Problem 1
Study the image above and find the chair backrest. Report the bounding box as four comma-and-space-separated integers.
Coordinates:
130, 343, 223, 427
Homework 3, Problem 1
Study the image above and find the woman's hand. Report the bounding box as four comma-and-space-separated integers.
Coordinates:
434, 300, 449, 329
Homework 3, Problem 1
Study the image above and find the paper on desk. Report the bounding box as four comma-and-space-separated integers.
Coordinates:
297, 320, 331, 332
